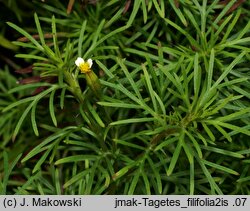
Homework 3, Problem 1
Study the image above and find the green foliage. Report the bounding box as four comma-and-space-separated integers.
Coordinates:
0, 0, 250, 194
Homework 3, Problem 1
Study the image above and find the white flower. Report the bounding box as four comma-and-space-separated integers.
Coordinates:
75, 57, 93, 73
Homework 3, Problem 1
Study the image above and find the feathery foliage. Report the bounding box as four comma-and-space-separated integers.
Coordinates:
0, 0, 250, 194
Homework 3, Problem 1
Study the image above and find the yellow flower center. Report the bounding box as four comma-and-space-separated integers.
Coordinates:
79, 62, 91, 73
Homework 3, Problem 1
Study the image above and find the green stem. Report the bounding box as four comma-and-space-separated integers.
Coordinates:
63, 71, 84, 104
63, 70, 108, 152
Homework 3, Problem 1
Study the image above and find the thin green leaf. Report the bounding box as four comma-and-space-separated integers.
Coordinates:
201, 146, 244, 158
141, 63, 157, 112
85, 161, 99, 194
52, 15, 61, 57
84, 19, 105, 58
55, 155, 98, 165
211, 13, 233, 45
152, 0, 165, 18
193, 53, 201, 99
212, 0, 237, 29
167, 133, 183, 176
15, 54, 47, 61
221, 9, 241, 43
110, 117, 155, 126
49, 89, 57, 127
208, 121, 250, 136
236, 18, 250, 40
31, 101, 39, 136
7, 22, 43, 51
141, 0, 147, 23
78, 20, 87, 57
113, 164, 135, 181
169, 0, 188, 26
128, 171, 140, 194
212, 51, 246, 88
2, 152, 22, 194
55, 168, 61, 194
195, 153, 223, 194
142, 172, 151, 194
126, 0, 141, 26
207, 48, 214, 90
63, 169, 92, 188
202, 159, 239, 175
60, 87, 66, 109
154, 136, 179, 151
86, 101, 105, 128
98, 101, 142, 109
213, 124, 232, 142
190, 161, 194, 195
182, 142, 194, 164
163, 18, 200, 51
3, 96, 35, 112
8, 83, 52, 94
201, 122, 215, 142
118, 58, 142, 100
33, 146, 53, 173
22, 127, 74, 162
34, 13, 45, 46
95, 60, 114, 79
13, 103, 33, 140
104, 7, 123, 28
114, 139, 145, 150
147, 156, 162, 194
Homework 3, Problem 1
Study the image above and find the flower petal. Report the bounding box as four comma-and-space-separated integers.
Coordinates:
87, 58, 93, 68
75, 57, 84, 67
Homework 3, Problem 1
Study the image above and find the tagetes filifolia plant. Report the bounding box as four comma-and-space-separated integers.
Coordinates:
0, 0, 250, 195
